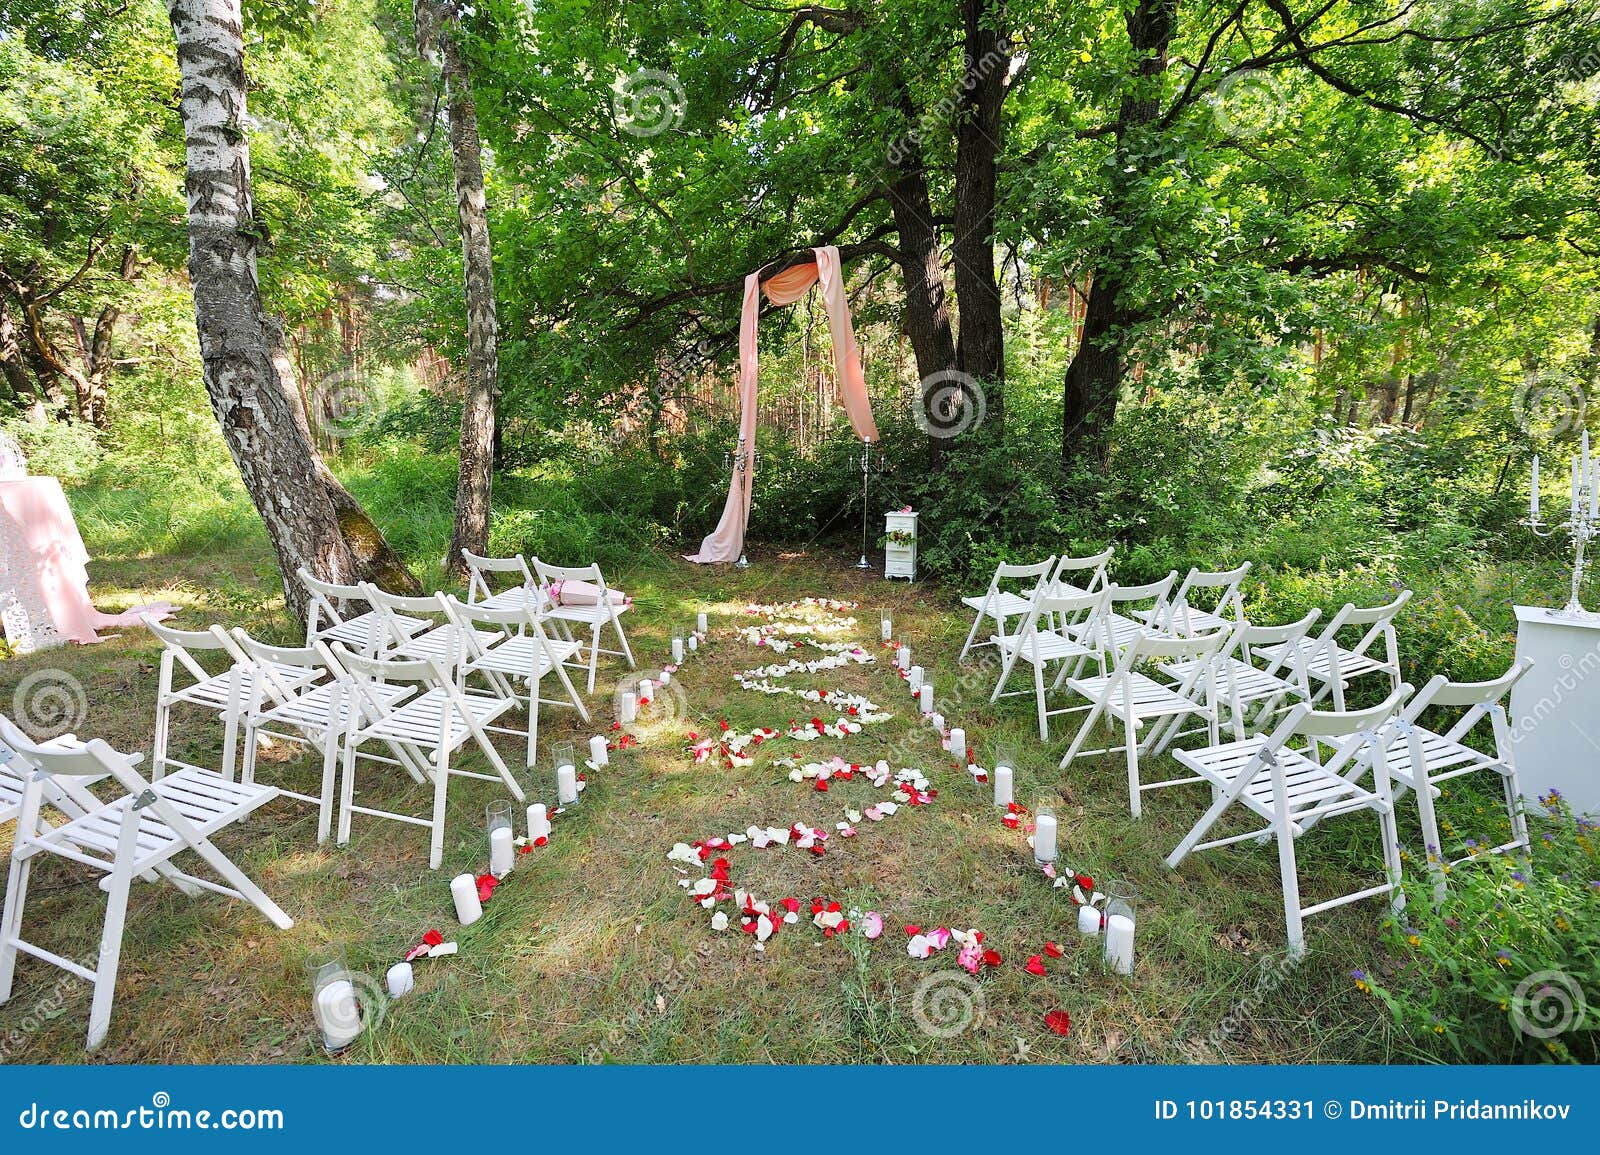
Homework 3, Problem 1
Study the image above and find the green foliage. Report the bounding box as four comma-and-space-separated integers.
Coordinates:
1359, 794, 1600, 1063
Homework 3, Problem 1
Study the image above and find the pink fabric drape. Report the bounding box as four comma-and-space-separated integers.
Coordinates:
687, 245, 878, 564
0, 478, 176, 647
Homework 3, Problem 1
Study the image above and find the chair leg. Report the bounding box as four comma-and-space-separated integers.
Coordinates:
958, 606, 986, 660
1059, 701, 1105, 770
1125, 715, 1143, 818
337, 733, 359, 847
1032, 660, 1049, 740
1378, 800, 1407, 917
1277, 825, 1307, 960
315, 727, 338, 845
0, 852, 32, 1004
585, 623, 601, 694
429, 745, 451, 871
151, 695, 172, 781
525, 676, 540, 768
86, 811, 140, 1051
180, 829, 294, 931
614, 617, 636, 669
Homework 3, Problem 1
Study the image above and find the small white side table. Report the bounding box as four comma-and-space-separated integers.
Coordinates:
884, 510, 917, 581
1509, 605, 1600, 815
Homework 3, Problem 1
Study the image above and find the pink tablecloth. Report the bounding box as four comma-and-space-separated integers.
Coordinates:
0, 477, 175, 648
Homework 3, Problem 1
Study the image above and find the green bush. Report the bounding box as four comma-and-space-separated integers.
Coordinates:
1358, 794, 1599, 1063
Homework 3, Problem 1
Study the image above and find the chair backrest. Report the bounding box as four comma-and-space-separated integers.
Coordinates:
974, 557, 1056, 618
1240, 609, 1321, 675
1167, 562, 1252, 630
1105, 572, 1178, 618
1253, 682, 1412, 782
462, 550, 534, 604
532, 558, 606, 588
1052, 547, 1114, 593
0, 714, 131, 782
1327, 589, 1412, 672
141, 614, 235, 686
321, 641, 442, 689
363, 584, 450, 646
1398, 657, 1531, 749
231, 629, 331, 709
442, 595, 571, 678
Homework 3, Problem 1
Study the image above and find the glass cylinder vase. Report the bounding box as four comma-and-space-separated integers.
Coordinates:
1100, 879, 1137, 975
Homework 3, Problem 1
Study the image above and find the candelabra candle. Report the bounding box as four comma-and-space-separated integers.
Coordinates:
1525, 446, 1600, 618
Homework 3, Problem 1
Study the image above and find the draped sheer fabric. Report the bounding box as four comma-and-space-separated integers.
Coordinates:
687, 246, 878, 564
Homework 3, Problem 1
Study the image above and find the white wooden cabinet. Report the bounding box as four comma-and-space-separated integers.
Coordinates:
884, 510, 918, 581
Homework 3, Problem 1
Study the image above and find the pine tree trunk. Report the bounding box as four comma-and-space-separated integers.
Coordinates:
416, 0, 498, 579
167, 0, 403, 621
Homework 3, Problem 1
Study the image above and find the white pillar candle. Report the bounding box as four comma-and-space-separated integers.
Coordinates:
672, 638, 685, 663
557, 762, 579, 806
697, 612, 708, 632
315, 979, 363, 1051
1078, 904, 1101, 936
930, 712, 945, 733
1104, 913, 1135, 974
993, 765, 1014, 808
589, 735, 609, 766
948, 727, 966, 761
1531, 454, 1540, 518
687, 634, 698, 652
907, 665, 924, 692
1033, 812, 1058, 865
896, 645, 910, 670
919, 683, 933, 713
489, 826, 514, 877
386, 962, 415, 999
527, 802, 551, 840
639, 678, 653, 702
881, 616, 893, 641
450, 873, 483, 926
620, 692, 637, 723
659, 669, 672, 686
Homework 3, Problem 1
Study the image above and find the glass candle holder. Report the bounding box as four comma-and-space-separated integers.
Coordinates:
487, 800, 515, 876
880, 611, 894, 642
307, 948, 363, 1055
554, 741, 579, 806
1100, 879, 1137, 975
992, 745, 1016, 808
1032, 798, 1058, 866
671, 635, 685, 664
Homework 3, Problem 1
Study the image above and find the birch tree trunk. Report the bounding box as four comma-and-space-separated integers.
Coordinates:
415, 0, 498, 579
167, 0, 403, 621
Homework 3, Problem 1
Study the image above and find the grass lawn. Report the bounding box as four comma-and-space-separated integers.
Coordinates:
0, 526, 1435, 1065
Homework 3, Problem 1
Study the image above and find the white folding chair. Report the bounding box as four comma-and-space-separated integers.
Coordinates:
0, 715, 292, 1051
957, 556, 1057, 660
1165, 685, 1411, 958
1095, 572, 1180, 653
228, 630, 420, 844
1050, 545, 1115, 597
531, 560, 636, 693
322, 643, 522, 870
1372, 659, 1533, 896
1057, 627, 1236, 817
441, 597, 589, 767
143, 616, 318, 783
461, 550, 542, 612
1, 735, 107, 833
1140, 562, 1252, 636
364, 585, 503, 670
1158, 610, 1320, 742
1256, 591, 1411, 710
299, 568, 427, 656
989, 588, 1108, 738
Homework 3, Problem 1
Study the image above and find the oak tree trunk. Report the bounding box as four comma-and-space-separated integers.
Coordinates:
416, 0, 498, 579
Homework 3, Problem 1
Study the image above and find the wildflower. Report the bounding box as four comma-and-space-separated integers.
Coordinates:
1495, 949, 1512, 968
1351, 969, 1371, 994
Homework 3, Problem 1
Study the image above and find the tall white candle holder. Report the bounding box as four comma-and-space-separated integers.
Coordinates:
487, 801, 515, 877
554, 741, 579, 806
307, 948, 363, 1055
1100, 879, 1137, 975
850, 437, 890, 570
1525, 436, 1600, 619
722, 439, 762, 569
1033, 797, 1058, 867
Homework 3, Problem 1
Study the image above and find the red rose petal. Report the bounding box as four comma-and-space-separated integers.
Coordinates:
905, 925, 921, 936
1044, 1009, 1072, 1036
422, 929, 444, 947
1044, 941, 1064, 959
1024, 955, 1047, 976
982, 949, 1003, 968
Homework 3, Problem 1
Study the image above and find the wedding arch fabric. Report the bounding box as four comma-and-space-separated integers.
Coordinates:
687, 245, 879, 564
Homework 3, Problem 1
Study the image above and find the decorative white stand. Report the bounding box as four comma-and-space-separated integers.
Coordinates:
884, 510, 917, 581
1509, 605, 1600, 816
